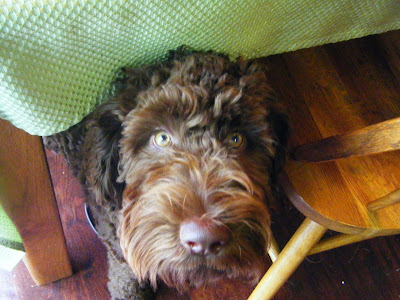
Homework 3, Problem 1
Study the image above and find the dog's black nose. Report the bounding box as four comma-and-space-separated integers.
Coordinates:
180, 218, 230, 256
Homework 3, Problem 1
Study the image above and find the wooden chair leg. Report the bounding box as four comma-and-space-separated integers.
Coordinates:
0, 120, 73, 285
267, 235, 280, 262
308, 230, 400, 255
367, 188, 400, 212
248, 218, 327, 300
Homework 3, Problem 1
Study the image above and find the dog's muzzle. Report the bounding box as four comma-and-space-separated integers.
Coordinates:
119, 151, 271, 288
180, 217, 230, 256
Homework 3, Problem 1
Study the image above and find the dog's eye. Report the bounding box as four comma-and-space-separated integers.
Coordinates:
154, 131, 172, 148
227, 133, 244, 148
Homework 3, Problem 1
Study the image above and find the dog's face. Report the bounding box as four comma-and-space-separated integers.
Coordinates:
106, 53, 287, 290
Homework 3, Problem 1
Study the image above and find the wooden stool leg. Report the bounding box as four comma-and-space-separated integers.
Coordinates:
308, 233, 380, 255
0, 120, 73, 285
248, 218, 327, 300
267, 235, 280, 262
367, 188, 400, 212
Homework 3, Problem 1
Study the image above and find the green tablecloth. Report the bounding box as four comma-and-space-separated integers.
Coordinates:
0, 207, 23, 251
1, 0, 399, 136
0, 179, 23, 251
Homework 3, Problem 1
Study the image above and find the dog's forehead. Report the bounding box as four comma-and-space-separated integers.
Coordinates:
134, 81, 267, 134
120, 56, 279, 155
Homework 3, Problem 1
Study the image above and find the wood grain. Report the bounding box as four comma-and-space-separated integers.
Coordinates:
367, 188, 400, 212
269, 31, 400, 233
0, 119, 72, 285
294, 117, 400, 162
1, 148, 111, 299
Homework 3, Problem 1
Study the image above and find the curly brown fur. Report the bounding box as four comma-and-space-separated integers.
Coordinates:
45, 48, 288, 299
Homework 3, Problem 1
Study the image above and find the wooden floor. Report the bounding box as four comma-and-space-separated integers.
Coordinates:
1, 30, 400, 299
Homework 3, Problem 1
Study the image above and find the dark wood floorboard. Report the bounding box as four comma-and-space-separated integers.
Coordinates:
1, 30, 400, 299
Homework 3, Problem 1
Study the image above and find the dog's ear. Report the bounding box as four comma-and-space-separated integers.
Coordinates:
82, 101, 126, 210
266, 102, 289, 180
43, 103, 124, 210
45, 64, 163, 210
83, 61, 176, 209
237, 58, 290, 178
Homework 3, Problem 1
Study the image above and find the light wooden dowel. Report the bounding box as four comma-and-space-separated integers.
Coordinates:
308, 233, 380, 255
294, 117, 400, 162
248, 218, 327, 300
267, 235, 280, 263
367, 189, 400, 212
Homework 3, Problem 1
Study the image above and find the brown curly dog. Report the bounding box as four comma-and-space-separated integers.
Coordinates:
44, 48, 288, 300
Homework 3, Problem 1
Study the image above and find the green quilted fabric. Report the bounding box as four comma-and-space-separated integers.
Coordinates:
0, 207, 24, 251
0, 180, 24, 251
1, 0, 400, 136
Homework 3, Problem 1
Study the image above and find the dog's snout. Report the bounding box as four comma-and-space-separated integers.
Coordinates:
180, 218, 230, 256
